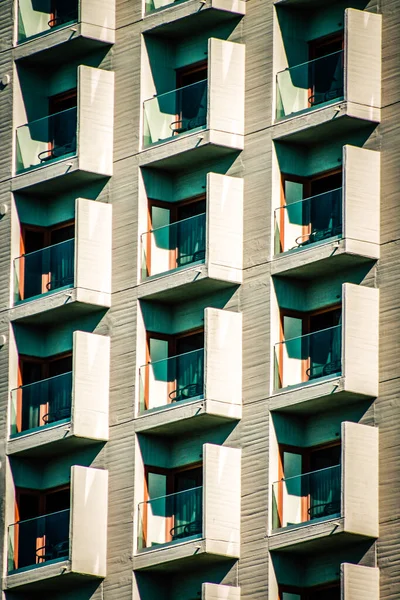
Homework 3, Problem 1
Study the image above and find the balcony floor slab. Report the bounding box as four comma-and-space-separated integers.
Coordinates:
271, 238, 379, 279
8, 286, 110, 325
272, 101, 380, 144
270, 376, 375, 415
134, 398, 241, 436
133, 538, 237, 572
4, 560, 102, 592
138, 128, 243, 171
142, 0, 245, 38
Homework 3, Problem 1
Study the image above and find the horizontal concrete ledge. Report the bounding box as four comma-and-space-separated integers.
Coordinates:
271, 238, 378, 280
133, 538, 237, 572
7, 424, 105, 458
8, 287, 110, 325
274, 0, 336, 6
142, 0, 245, 38
271, 101, 380, 144
11, 157, 111, 196
13, 22, 114, 66
134, 398, 241, 436
138, 129, 243, 171
269, 518, 345, 553
137, 264, 240, 303
4, 560, 103, 592
269, 376, 375, 415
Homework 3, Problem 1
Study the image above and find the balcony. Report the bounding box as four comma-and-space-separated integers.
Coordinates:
269, 422, 378, 552
272, 146, 380, 278
12, 66, 114, 194
10, 198, 112, 323
7, 331, 110, 456
139, 39, 244, 169
139, 173, 243, 301
133, 444, 241, 570
5, 466, 108, 590
270, 283, 379, 414
15, 0, 115, 65
273, 9, 382, 143
138, 486, 203, 549
135, 308, 241, 436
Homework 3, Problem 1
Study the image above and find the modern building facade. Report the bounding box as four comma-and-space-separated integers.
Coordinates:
0, 0, 396, 599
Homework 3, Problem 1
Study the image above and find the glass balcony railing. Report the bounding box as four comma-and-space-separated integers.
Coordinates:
145, 0, 186, 14
139, 348, 204, 412
8, 508, 70, 572
16, 107, 77, 174
274, 188, 342, 254
138, 486, 202, 550
276, 51, 344, 120
272, 465, 341, 530
10, 372, 73, 437
274, 325, 342, 390
17, 1, 79, 43
143, 80, 207, 147
14, 238, 75, 303
141, 213, 206, 279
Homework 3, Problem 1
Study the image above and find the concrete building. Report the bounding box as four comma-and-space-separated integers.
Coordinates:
0, 0, 396, 599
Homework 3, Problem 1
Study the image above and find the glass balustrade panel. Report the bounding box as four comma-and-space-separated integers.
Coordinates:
14, 238, 75, 303
274, 325, 342, 390
143, 80, 207, 147
18, 0, 79, 43
10, 371, 73, 436
276, 51, 344, 120
274, 188, 342, 254
16, 107, 77, 174
272, 465, 341, 529
139, 348, 204, 412
138, 486, 202, 550
8, 508, 70, 572
141, 213, 206, 279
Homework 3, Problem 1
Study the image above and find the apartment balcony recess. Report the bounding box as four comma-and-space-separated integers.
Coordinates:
133, 444, 240, 570
16, 107, 77, 174
15, 0, 115, 65
269, 422, 378, 552
8, 508, 70, 573
138, 173, 243, 302
276, 51, 344, 121
135, 308, 241, 436
270, 283, 379, 414
272, 146, 380, 279
5, 466, 108, 590
12, 66, 114, 195
10, 371, 73, 438
142, 213, 206, 278
138, 486, 203, 550
143, 0, 245, 38
274, 324, 342, 390
14, 238, 74, 303
139, 39, 244, 169
7, 331, 110, 457
273, 9, 382, 143
10, 198, 112, 324
272, 465, 341, 531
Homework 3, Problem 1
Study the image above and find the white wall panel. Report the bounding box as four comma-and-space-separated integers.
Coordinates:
205, 308, 242, 410
75, 197, 112, 300
78, 66, 115, 176
72, 331, 110, 441
343, 145, 380, 256
343, 283, 379, 397
342, 422, 379, 538
70, 466, 108, 577
208, 38, 245, 136
345, 9, 382, 109
207, 173, 243, 283
203, 583, 241, 600
80, 0, 116, 32
203, 444, 241, 557
341, 564, 379, 600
